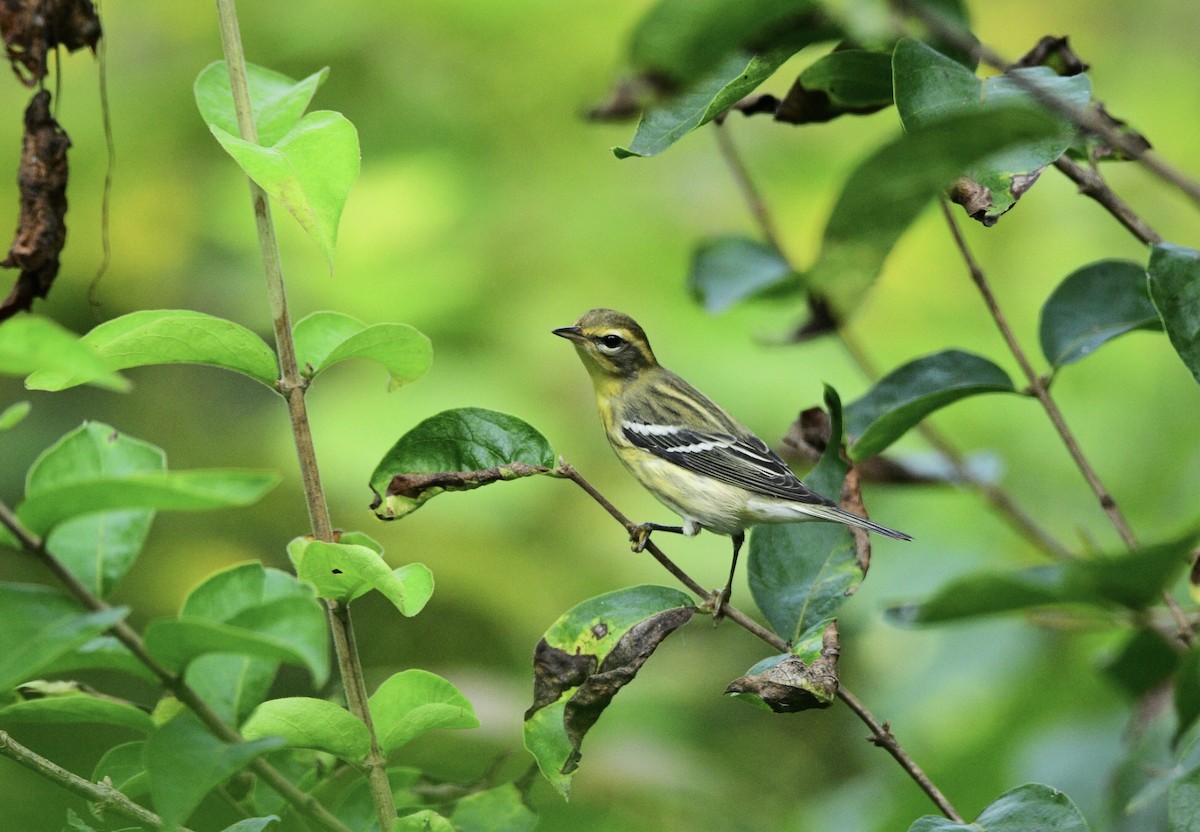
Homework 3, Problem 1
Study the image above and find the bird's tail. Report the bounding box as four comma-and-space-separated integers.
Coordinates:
796, 503, 913, 541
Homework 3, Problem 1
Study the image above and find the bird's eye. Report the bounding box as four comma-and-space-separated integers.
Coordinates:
598, 334, 625, 352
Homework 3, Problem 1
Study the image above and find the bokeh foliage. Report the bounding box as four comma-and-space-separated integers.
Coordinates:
2, 0, 1200, 830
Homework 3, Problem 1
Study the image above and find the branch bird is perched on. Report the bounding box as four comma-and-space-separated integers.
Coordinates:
554, 308, 911, 616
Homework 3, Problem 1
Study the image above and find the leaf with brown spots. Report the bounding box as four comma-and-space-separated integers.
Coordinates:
523, 585, 695, 798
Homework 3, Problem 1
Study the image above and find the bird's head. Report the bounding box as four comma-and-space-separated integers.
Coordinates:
553, 309, 658, 381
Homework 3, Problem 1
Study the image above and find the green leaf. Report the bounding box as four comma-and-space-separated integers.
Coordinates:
368, 669, 478, 754
450, 783, 537, 832
784, 48, 894, 122
0, 400, 30, 431
293, 311, 432, 391
628, 0, 821, 86
1102, 629, 1180, 701
893, 38, 1090, 223
210, 112, 360, 269
185, 654, 279, 726
844, 350, 1016, 460
749, 387, 860, 641
219, 819, 280, 832
1170, 765, 1200, 832
41, 635, 158, 684
146, 564, 328, 686
24, 422, 165, 596
17, 469, 280, 538
0, 687, 154, 734
290, 539, 434, 616
92, 741, 149, 802
180, 561, 312, 621
1148, 243, 1200, 384
1177, 648, 1200, 746
1040, 259, 1162, 369
370, 408, 556, 520
615, 46, 806, 159
805, 104, 1065, 317
524, 585, 695, 797
145, 604, 328, 688
25, 310, 278, 391
910, 783, 1088, 832
393, 811, 455, 832
241, 697, 370, 761
194, 60, 328, 147
0, 583, 128, 691
688, 236, 797, 313
145, 712, 284, 830
0, 315, 127, 391
890, 531, 1197, 625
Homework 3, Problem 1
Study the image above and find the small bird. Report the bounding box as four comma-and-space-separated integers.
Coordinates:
554, 308, 911, 616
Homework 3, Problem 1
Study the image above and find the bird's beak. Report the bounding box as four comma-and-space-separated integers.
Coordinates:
552, 325, 585, 342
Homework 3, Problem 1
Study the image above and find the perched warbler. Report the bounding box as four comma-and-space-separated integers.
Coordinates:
554, 308, 911, 614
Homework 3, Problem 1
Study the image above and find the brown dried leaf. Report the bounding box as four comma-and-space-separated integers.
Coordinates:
840, 467, 871, 576
0, 0, 101, 86
725, 621, 841, 712
1013, 35, 1089, 76
0, 91, 70, 323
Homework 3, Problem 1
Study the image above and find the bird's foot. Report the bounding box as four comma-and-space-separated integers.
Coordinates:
710, 586, 731, 623
629, 524, 651, 553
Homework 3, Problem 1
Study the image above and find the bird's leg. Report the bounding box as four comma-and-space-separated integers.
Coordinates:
630, 522, 685, 553
712, 531, 744, 622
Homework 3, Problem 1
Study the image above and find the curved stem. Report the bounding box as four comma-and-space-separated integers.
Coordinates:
558, 465, 964, 822
214, 3, 396, 828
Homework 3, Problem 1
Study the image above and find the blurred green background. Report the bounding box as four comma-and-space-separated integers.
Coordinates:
2, 0, 1200, 829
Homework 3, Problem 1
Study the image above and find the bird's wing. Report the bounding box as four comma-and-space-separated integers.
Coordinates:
621, 420, 834, 506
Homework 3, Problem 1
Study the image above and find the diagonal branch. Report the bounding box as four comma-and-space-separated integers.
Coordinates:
0, 729, 190, 832
0, 501, 353, 832
936, 200, 1194, 644
557, 463, 965, 823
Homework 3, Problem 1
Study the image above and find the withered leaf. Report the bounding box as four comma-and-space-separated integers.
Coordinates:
0, 91, 70, 323
0, 0, 101, 86
726, 621, 841, 712
527, 605, 694, 774
1013, 35, 1089, 76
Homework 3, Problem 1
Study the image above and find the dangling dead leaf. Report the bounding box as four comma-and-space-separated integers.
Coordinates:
0, 91, 70, 322
725, 620, 841, 712
0, 0, 101, 86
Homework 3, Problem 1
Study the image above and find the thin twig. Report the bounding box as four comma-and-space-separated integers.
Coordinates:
840, 329, 1074, 560
0, 730, 189, 831
938, 201, 1136, 543
713, 120, 787, 256
0, 502, 353, 832
213, 3, 397, 828
898, 0, 1200, 210
558, 464, 964, 822
936, 201, 1195, 643
713, 119, 1071, 560
1051, 157, 1163, 245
